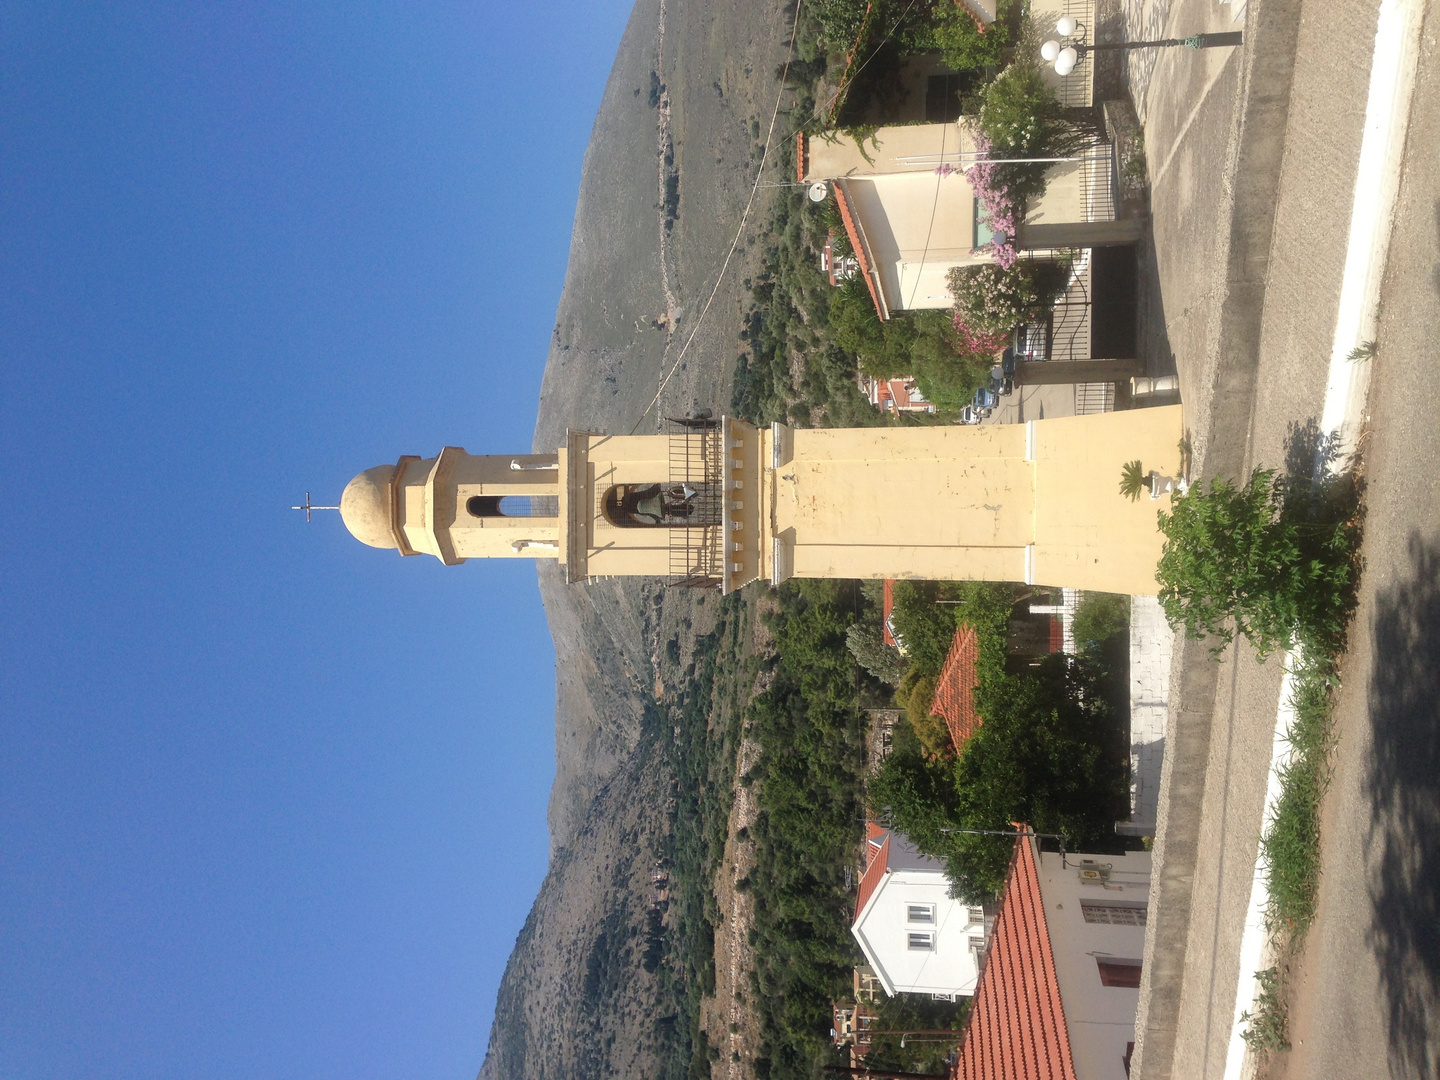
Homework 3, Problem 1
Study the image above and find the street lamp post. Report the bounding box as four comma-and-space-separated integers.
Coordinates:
1041, 16, 1242, 76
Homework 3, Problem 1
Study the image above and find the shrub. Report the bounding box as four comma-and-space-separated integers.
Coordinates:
948, 261, 1067, 352
1156, 468, 1359, 656
975, 63, 1083, 206
896, 664, 944, 749
1072, 593, 1130, 652
873, 655, 1125, 902
933, 1, 1013, 71
902, 676, 952, 756
961, 135, 1022, 269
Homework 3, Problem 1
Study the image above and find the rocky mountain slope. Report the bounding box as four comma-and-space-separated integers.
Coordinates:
478, 0, 790, 1076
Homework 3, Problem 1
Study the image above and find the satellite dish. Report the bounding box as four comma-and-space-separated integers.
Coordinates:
808, 181, 829, 202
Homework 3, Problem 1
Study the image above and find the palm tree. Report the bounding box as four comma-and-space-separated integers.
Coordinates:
1119, 459, 1147, 502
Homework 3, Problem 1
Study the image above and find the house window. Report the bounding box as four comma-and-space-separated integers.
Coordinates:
1081, 900, 1148, 927
906, 904, 935, 924
907, 931, 935, 951
968, 906, 986, 925
1096, 959, 1143, 988
974, 197, 996, 248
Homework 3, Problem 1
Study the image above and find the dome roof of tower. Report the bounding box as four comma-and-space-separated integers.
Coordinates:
340, 465, 398, 549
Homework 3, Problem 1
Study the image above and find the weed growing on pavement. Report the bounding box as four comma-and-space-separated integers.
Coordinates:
1239, 967, 1290, 1052
1262, 654, 1339, 935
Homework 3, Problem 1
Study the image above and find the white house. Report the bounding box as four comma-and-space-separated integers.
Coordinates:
851, 823, 988, 999
954, 829, 1152, 1080
802, 122, 1130, 318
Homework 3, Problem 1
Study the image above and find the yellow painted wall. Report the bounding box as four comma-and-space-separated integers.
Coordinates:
355, 400, 1182, 596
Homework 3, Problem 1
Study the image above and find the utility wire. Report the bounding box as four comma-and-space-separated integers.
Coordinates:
903, 119, 947, 310
630, 0, 805, 434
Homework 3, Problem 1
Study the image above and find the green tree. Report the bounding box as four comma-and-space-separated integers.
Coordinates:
872, 657, 1125, 902
846, 620, 908, 685
1072, 593, 1130, 653
933, 0, 1013, 71
1156, 469, 1358, 656
867, 718, 964, 854
950, 656, 1123, 898
975, 63, 1083, 205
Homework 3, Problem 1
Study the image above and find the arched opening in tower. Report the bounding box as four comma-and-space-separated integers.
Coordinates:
466, 495, 556, 518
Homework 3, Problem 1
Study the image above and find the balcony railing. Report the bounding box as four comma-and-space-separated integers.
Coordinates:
665, 418, 725, 587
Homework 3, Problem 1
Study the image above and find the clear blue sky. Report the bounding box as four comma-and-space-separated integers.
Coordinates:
0, 4, 632, 1077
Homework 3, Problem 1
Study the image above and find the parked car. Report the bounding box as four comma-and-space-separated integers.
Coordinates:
973, 386, 999, 410
959, 404, 985, 425
988, 364, 1014, 397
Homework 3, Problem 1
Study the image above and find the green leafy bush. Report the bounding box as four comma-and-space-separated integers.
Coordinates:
975, 63, 1083, 206
1156, 468, 1359, 656
948, 260, 1069, 350
933, 1, 1013, 71
1072, 593, 1130, 652
873, 655, 1125, 902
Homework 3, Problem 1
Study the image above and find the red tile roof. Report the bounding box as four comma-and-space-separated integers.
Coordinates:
855, 823, 891, 921
953, 831, 1077, 1080
1048, 616, 1064, 654
930, 624, 983, 751
797, 131, 808, 183
832, 181, 886, 320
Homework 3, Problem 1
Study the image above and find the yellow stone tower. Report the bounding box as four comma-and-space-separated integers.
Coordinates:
339, 406, 1183, 595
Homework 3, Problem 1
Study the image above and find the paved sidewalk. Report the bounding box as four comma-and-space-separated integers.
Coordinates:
1126, 0, 1388, 1077
1128, 596, 1173, 831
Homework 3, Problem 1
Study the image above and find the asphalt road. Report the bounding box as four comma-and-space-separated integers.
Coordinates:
1267, 6, 1440, 1078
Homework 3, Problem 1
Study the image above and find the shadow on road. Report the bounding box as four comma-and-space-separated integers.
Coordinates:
1366, 534, 1440, 1080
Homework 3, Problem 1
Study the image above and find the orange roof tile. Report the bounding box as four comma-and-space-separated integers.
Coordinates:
832, 182, 885, 320
953, 831, 1077, 1080
855, 824, 891, 920
882, 579, 897, 646
797, 131, 808, 183
930, 624, 982, 751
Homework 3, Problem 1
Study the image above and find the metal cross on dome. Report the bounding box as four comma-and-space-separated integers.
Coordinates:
291, 492, 339, 522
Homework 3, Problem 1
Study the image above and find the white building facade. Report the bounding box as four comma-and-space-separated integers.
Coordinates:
851, 826, 987, 999
954, 834, 1153, 1080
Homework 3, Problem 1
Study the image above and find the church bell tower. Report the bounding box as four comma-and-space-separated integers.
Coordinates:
339, 406, 1183, 595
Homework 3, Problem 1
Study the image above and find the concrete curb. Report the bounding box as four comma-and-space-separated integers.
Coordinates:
1130, 0, 1307, 1076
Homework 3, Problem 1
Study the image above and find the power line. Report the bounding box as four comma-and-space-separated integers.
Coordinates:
630, 0, 805, 434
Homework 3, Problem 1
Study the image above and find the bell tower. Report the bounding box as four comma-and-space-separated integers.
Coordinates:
339, 405, 1184, 595
340, 448, 563, 566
